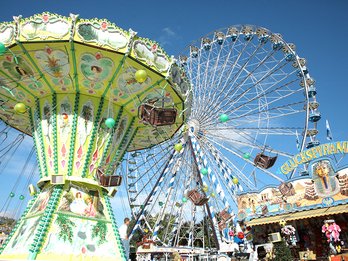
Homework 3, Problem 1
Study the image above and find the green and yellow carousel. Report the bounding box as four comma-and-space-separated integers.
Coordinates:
0, 12, 189, 260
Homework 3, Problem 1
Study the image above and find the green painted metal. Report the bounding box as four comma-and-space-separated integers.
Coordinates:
29, 109, 43, 179
51, 93, 58, 175
0, 69, 36, 99
0, 194, 38, 254
105, 117, 135, 175
67, 93, 80, 176
123, 78, 165, 107
102, 55, 127, 97
17, 42, 55, 93
70, 41, 79, 92
35, 98, 49, 178
104, 194, 126, 261
98, 106, 124, 167
81, 97, 105, 178
28, 185, 63, 259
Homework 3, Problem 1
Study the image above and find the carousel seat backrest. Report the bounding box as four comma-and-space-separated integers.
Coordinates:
187, 189, 209, 206
138, 104, 177, 126
254, 153, 277, 169
218, 210, 231, 221
97, 168, 122, 187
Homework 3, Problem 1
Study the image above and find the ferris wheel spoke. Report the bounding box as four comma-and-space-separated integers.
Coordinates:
198, 44, 278, 123
192, 37, 251, 118
205, 132, 293, 158
197, 41, 268, 121
205, 126, 303, 136
206, 136, 284, 183
219, 64, 298, 120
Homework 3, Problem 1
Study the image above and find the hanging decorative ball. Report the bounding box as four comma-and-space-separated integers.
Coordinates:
210, 192, 216, 198
174, 143, 183, 152
19, 195, 25, 200
62, 113, 68, 120
105, 118, 116, 128
202, 185, 209, 192
219, 113, 229, 123
200, 168, 208, 176
182, 197, 187, 203
237, 231, 245, 239
243, 152, 251, 159
279, 219, 286, 227
14, 103, 27, 113
0, 42, 6, 55
10, 192, 15, 198
158, 201, 164, 207
135, 69, 147, 83
232, 177, 239, 185
229, 230, 234, 237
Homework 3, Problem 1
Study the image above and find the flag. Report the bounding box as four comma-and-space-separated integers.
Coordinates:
295, 130, 300, 151
326, 119, 333, 141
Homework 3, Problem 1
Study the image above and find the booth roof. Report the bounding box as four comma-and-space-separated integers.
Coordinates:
246, 204, 348, 227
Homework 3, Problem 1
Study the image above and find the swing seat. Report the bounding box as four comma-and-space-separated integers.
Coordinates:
218, 210, 231, 221
254, 153, 277, 169
138, 104, 177, 126
187, 189, 209, 206
96, 169, 122, 187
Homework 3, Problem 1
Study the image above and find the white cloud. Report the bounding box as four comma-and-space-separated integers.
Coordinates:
158, 27, 181, 47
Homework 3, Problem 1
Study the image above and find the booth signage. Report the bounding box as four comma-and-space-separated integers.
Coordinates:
280, 141, 348, 174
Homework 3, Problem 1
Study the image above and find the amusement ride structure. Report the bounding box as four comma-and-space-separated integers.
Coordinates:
0, 13, 321, 260
0, 13, 189, 260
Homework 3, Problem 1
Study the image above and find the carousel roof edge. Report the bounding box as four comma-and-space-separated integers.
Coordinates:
245, 203, 348, 227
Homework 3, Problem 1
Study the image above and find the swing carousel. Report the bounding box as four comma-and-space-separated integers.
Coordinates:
0, 12, 189, 260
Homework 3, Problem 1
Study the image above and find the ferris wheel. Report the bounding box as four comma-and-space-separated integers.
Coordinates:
124, 25, 320, 250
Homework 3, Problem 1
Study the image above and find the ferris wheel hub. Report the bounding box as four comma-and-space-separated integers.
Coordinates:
188, 119, 201, 136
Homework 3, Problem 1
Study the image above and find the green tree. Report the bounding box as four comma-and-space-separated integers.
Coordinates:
273, 240, 293, 261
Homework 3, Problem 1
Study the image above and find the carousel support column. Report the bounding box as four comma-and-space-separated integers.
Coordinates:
67, 93, 80, 177
52, 93, 59, 176
27, 185, 64, 260
29, 109, 44, 179
103, 191, 127, 261
35, 98, 50, 178
0, 195, 38, 254
99, 106, 124, 165
81, 96, 105, 178
105, 117, 136, 175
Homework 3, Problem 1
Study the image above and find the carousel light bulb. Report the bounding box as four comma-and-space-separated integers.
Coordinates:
243, 152, 251, 159
232, 177, 239, 185
19, 195, 25, 200
0, 42, 6, 55
105, 118, 116, 128
202, 185, 209, 192
219, 113, 229, 123
10, 192, 15, 198
200, 168, 208, 175
174, 143, 183, 152
14, 103, 27, 113
182, 197, 187, 203
135, 69, 147, 83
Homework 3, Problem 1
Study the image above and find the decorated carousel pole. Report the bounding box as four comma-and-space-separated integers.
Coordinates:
0, 13, 188, 260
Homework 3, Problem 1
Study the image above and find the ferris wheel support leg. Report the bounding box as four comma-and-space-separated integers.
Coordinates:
187, 138, 221, 250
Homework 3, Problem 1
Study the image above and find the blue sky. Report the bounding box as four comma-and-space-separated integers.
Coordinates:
0, 0, 347, 224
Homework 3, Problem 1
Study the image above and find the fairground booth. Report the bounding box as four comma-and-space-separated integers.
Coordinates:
237, 141, 348, 260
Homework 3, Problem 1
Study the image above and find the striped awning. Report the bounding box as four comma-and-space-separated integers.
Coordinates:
246, 204, 348, 227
